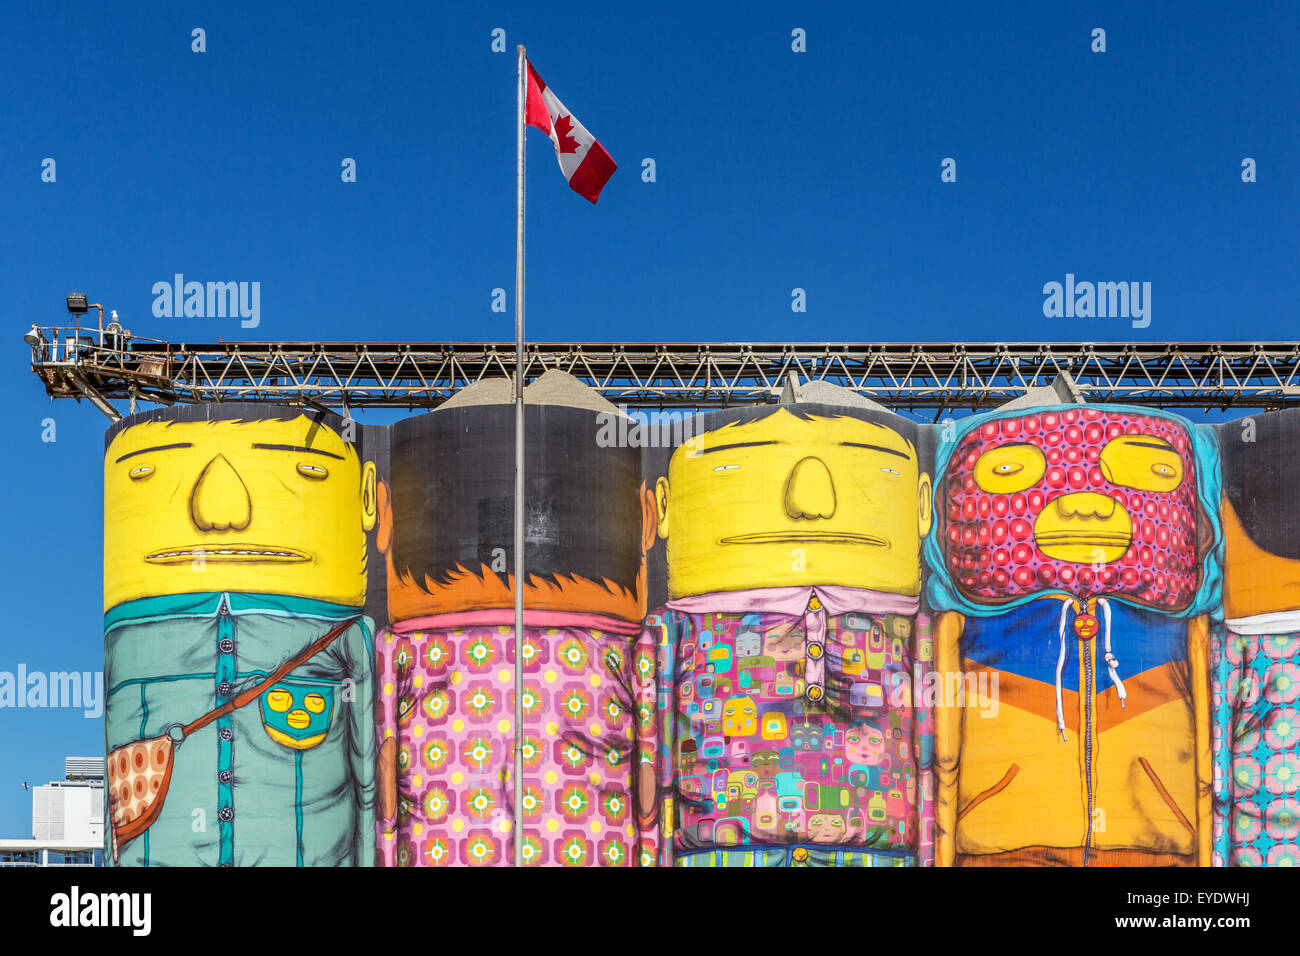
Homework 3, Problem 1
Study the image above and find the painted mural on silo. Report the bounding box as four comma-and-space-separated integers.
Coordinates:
102, 404, 378, 866
1212, 409, 1300, 866
923, 403, 1221, 866
645, 392, 938, 867
375, 374, 657, 867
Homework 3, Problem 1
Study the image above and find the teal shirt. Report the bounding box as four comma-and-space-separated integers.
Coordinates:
104, 592, 376, 867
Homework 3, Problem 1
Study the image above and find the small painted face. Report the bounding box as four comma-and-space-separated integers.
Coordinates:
260, 682, 335, 750
657, 409, 932, 598
807, 812, 848, 843
940, 408, 1200, 609
790, 721, 823, 751
104, 417, 376, 609
735, 631, 762, 658
1073, 613, 1099, 639
845, 725, 885, 765
751, 750, 781, 779
722, 696, 758, 736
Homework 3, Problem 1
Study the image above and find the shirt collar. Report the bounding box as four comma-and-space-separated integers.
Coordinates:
665, 585, 919, 618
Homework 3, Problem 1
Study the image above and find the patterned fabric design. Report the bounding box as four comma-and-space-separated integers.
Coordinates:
107, 737, 172, 833
941, 408, 1201, 609
1212, 628, 1300, 866
675, 846, 915, 867
377, 624, 657, 866
654, 606, 933, 863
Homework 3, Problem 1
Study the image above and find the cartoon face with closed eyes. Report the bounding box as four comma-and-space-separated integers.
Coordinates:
722, 696, 758, 736
656, 408, 932, 598
938, 407, 1204, 610
806, 812, 850, 843
104, 413, 377, 610
260, 681, 335, 750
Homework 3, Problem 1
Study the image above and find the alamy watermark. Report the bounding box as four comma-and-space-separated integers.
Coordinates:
49, 887, 151, 936
151, 274, 260, 328
1042, 273, 1151, 328
889, 669, 1000, 718
0, 665, 104, 718
596, 406, 704, 449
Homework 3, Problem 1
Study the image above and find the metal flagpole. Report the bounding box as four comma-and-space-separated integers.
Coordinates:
513, 43, 527, 868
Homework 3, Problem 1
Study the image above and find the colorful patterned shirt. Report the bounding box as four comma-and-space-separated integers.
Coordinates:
650, 586, 934, 866
376, 613, 658, 866
1213, 613, 1300, 866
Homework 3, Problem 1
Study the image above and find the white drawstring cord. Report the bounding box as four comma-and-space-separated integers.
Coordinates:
1099, 597, 1126, 707
1055, 599, 1070, 741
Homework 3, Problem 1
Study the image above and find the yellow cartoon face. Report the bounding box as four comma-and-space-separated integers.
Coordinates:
656, 409, 932, 597
721, 695, 758, 736
104, 416, 376, 610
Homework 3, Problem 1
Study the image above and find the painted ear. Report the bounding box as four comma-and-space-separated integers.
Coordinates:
639, 482, 658, 552
376, 479, 393, 554
377, 737, 397, 823
361, 462, 378, 533
918, 473, 934, 538
655, 476, 671, 540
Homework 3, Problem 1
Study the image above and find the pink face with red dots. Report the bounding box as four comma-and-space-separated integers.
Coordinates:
938, 408, 1202, 610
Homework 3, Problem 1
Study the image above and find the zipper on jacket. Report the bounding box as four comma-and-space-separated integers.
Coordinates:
1082, 633, 1094, 867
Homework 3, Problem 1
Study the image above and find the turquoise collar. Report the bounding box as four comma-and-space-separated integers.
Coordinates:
105, 591, 362, 633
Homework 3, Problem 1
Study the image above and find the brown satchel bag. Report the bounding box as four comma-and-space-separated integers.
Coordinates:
106, 616, 359, 862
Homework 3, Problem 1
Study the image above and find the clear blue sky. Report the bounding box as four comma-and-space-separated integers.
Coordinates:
0, 1, 1295, 835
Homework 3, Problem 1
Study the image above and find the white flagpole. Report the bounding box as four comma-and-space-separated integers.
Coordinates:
513, 43, 527, 868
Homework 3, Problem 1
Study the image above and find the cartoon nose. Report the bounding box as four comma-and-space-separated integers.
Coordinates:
191, 454, 252, 532
784, 456, 836, 520
1052, 492, 1117, 520
286, 709, 311, 729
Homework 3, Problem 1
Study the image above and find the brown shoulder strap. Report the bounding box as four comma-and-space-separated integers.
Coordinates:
181, 616, 359, 739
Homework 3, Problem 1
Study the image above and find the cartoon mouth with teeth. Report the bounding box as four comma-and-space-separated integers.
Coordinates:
145, 545, 310, 564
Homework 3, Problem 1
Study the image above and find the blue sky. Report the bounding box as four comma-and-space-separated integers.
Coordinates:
0, 1, 1295, 835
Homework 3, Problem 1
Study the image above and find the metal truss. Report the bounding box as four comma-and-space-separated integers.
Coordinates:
26, 328, 1300, 420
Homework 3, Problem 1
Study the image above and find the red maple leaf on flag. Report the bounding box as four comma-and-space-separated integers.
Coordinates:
553, 114, 580, 154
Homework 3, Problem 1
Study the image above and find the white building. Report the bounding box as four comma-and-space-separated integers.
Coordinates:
0, 757, 104, 866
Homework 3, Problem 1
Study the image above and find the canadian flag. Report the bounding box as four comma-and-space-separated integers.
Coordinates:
525, 60, 617, 204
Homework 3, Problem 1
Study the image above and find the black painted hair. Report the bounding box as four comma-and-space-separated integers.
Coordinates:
388, 403, 644, 594
104, 403, 353, 454
1220, 409, 1300, 561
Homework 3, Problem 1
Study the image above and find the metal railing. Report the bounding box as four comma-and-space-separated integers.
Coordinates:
25, 328, 1300, 419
